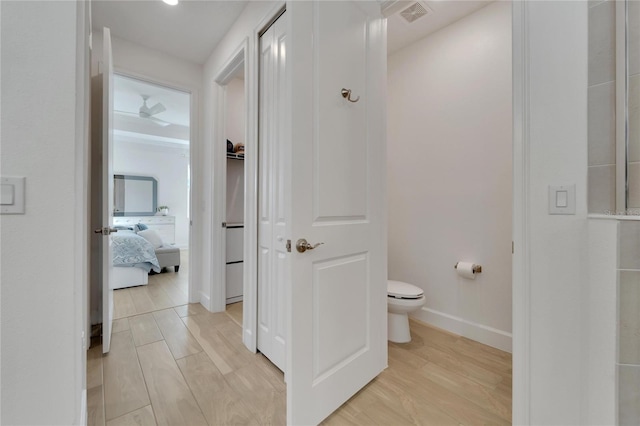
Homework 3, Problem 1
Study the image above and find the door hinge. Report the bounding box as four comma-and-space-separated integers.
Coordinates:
512, 241, 514, 254
286, 239, 291, 253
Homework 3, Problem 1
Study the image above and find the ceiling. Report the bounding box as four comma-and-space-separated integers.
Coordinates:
387, 1, 492, 54
93, 1, 492, 64
92, 0, 248, 64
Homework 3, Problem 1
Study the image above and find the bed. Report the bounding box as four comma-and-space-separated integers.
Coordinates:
111, 229, 161, 290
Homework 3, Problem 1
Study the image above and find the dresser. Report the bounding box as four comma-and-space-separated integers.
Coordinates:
226, 224, 244, 303
113, 216, 176, 245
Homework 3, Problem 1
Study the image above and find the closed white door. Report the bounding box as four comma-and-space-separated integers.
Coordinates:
257, 12, 289, 372
94, 27, 115, 353
287, 2, 387, 424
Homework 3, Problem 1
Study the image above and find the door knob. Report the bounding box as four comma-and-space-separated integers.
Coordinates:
94, 227, 118, 235
296, 238, 324, 253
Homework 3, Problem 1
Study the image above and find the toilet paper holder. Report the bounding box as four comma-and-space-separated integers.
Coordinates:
454, 262, 482, 273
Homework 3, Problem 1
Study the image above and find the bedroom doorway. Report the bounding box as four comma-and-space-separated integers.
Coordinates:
109, 73, 193, 313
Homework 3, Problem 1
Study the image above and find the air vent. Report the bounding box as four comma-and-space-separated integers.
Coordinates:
400, 2, 429, 24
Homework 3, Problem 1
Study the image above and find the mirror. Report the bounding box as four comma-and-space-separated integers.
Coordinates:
114, 175, 157, 216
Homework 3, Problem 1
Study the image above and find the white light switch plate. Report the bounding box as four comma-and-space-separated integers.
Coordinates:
1, 177, 25, 214
549, 184, 575, 215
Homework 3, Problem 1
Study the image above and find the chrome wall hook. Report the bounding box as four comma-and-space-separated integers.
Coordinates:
341, 88, 360, 103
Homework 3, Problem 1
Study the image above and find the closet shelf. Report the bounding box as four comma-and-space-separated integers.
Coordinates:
226, 152, 245, 160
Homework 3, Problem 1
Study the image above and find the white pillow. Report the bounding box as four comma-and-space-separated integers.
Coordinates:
137, 229, 163, 249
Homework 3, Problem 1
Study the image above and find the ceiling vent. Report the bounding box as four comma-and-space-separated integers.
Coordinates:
399, 2, 429, 24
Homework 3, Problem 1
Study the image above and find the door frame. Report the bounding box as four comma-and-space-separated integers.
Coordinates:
111, 67, 197, 304
511, 1, 530, 424
210, 39, 252, 343
210, 2, 286, 353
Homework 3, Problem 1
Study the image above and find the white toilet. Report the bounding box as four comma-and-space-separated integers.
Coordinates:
387, 280, 426, 343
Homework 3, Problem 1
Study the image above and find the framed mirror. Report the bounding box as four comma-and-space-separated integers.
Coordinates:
114, 175, 157, 216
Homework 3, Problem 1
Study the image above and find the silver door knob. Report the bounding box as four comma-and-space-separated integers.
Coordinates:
296, 238, 324, 253
94, 227, 118, 235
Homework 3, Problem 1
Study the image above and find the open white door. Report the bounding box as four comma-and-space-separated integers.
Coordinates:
258, 11, 288, 373
96, 28, 115, 354
287, 2, 387, 424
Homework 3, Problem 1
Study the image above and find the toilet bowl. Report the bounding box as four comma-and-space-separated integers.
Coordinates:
387, 280, 426, 343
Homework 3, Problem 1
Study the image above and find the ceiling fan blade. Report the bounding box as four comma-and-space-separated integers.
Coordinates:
147, 102, 166, 116
115, 109, 172, 127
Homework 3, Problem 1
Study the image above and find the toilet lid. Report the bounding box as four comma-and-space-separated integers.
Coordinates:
388, 280, 424, 299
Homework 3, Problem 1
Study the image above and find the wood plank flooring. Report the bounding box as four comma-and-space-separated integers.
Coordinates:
88, 252, 511, 425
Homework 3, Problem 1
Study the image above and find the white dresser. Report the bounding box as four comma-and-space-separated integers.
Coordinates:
226, 224, 244, 303
113, 216, 176, 245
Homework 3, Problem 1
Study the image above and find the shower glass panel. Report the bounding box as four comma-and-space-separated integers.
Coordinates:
628, 1, 640, 212
588, 0, 640, 215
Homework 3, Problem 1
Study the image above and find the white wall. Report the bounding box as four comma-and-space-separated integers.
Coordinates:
113, 141, 190, 247
226, 77, 245, 224
523, 2, 589, 424
1, 1, 87, 424
387, 2, 512, 351
226, 77, 246, 147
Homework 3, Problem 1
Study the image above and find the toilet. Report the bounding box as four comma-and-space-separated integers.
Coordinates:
387, 280, 426, 343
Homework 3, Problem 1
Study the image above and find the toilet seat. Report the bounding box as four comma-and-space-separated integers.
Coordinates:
388, 280, 423, 299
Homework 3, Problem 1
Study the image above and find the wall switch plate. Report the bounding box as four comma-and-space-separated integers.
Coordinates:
549, 184, 575, 215
1, 177, 26, 214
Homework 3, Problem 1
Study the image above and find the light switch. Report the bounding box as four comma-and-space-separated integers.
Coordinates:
549, 184, 575, 215
556, 190, 568, 208
1, 177, 25, 214
1, 184, 14, 205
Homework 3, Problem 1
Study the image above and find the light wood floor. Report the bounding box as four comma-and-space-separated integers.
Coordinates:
88, 256, 511, 425
113, 251, 190, 320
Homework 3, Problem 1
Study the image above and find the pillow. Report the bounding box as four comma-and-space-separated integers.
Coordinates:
137, 229, 163, 249
134, 223, 149, 232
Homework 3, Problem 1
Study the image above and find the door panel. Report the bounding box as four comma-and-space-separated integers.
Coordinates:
313, 254, 369, 381
100, 28, 115, 353
257, 11, 289, 372
288, 2, 387, 424
314, 3, 368, 221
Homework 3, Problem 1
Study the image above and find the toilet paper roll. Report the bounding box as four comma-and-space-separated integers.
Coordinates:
456, 262, 477, 280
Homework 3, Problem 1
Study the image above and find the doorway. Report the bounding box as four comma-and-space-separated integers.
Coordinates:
111, 72, 192, 302
222, 60, 247, 327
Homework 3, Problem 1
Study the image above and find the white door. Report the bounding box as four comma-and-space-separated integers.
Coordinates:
287, 2, 387, 425
94, 28, 115, 354
258, 12, 289, 372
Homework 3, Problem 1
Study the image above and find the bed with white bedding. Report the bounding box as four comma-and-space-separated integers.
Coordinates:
111, 230, 161, 289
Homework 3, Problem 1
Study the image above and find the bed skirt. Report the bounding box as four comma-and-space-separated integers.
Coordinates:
111, 266, 149, 290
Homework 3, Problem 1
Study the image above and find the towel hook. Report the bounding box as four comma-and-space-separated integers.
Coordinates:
341, 88, 360, 103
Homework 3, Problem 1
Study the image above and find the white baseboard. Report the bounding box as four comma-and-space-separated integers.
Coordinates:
413, 307, 512, 353
199, 291, 211, 311
79, 389, 87, 426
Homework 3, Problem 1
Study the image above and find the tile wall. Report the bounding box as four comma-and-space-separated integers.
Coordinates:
618, 221, 640, 424
627, 1, 640, 209
589, 0, 616, 213
588, 1, 640, 213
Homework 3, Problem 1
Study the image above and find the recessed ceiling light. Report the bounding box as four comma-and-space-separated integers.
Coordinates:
163, 0, 178, 5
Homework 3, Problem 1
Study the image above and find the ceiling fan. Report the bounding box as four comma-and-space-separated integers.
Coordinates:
115, 95, 172, 127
